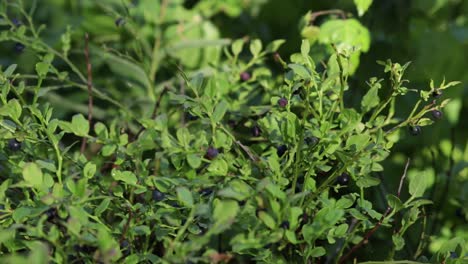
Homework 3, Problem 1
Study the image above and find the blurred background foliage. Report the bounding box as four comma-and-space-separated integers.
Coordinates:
1, 0, 467, 260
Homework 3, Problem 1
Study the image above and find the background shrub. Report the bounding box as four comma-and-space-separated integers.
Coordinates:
0, 0, 466, 263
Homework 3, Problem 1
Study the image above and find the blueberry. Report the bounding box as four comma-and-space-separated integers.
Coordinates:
185, 112, 199, 121
273, 52, 281, 62
276, 145, 287, 157
251, 125, 261, 137
408, 125, 422, 136
152, 189, 166, 202
431, 110, 443, 120
277, 97, 288, 108
14, 43, 25, 53
120, 240, 131, 256
450, 252, 458, 259
205, 146, 219, 160
280, 220, 290, 229
0, 205, 4, 216
45, 208, 58, 221
199, 188, 213, 196
455, 208, 464, 219
8, 139, 21, 151
227, 120, 237, 128
432, 90, 442, 98
305, 136, 319, 145
240, 72, 251, 82
115, 17, 126, 27
11, 18, 22, 27
299, 213, 308, 226
337, 172, 350, 186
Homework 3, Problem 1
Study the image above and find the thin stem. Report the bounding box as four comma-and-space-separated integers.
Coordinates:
149, 0, 169, 83
168, 207, 195, 256
339, 158, 411, 263
81, 33, 94, 154
309, 9, 347, 23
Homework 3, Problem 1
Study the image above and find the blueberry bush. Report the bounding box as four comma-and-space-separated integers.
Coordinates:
0, 1, 466, 263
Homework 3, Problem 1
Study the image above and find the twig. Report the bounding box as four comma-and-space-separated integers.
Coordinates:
149, 0, 169, 83
339, 158, 411, 263
81, 33, 93, 154
119, 208, 133, 243
397, 158, 411, 198
309, 9, 347, 24
134, 86, 169, 139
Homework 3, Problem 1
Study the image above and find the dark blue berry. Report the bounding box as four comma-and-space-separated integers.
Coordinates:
455, 208, 464, 219
0, 205, 4, 216
8, 139, 21, 151
115, 17, 126, 27
337, 172, 350, 186
432, 90, 442, 98
240, 72, 251, 81
199, 188, 213, 196
205, 146, 219, 160
280, 220, 290, 229
305, 136, 319, 145
450, 252, 458, 259
431, 110, 442, 120
120, 240, 131, 256
276, 145, 287, 157
14, 43, 25, 53
11, 18, 22, 27
185, 112, 198, 121
278, 97, 288, 108
251, 125, 261, 137
299, 213, 308, 225
152, 189, 165, 202
45, 208, 58, 221
408, 125, 422, 136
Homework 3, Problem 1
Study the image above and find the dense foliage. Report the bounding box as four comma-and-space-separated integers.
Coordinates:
0, 0, 467, 263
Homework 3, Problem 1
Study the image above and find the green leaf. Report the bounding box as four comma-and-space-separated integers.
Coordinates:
35, 62, 50, 77
176, 187, 194, 208
309, 247, 326, 257
13, 207, 32, 222
186, 153, 202, 169
95, 198, 111, 216
387, 194, 404, 211
83, 162, 97, 179
392, 234, 405, 251
354, 0, 373, 16
356, 175, 380, 188
213, 200, 239, 230
0, 99, 22, 120
23, 162, 43, 189
361, 85, 380, 112
70, 114, 89, 137
301, 39, 310, 57
408, 173, 428, 197
288, 63, 311, 79
265, 39, 285, 53
3, 64, 17, 77
111, 170, 138, 185
212, 100, 228, 123
97, 48, 153, 100
319, 19, 370, 52
258, 211, 276, 229
231, 39, 244, 56
346, 134, 370, 151
207, 159, 228, 175
249, 39, 262, 57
